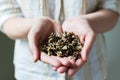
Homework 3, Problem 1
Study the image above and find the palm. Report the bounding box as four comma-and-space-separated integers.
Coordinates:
28, 17, 73, 73
62, 17, 96, 76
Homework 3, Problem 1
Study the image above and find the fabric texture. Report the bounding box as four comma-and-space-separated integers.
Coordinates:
0, 0, 119, 80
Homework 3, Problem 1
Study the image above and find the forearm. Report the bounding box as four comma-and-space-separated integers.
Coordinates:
82, 9, 119, 33
3, 17, 33, 39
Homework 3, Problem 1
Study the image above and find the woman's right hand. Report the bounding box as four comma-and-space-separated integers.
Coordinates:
28, 17, 61, 62
27, 17, 73, 73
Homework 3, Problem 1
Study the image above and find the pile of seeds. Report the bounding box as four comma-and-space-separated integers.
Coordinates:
41, 32, 83, 59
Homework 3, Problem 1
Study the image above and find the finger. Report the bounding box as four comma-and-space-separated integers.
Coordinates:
81, 33, 95, 62
67, 68, 77, 77
40, 52, 62, 68
52, 56, 71, 67
79, 34, 85, 44
57, 66, 68, 74
67, 56, 76, 67
76, 58, 85, 68
53, 67, 57, 71
28, 32, 40, 62
67, 58, 84, 77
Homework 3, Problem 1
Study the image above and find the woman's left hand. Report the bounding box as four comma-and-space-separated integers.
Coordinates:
61, 16, 96, 76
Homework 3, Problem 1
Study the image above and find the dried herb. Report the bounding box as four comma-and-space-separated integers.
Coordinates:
41, 32, 83, 59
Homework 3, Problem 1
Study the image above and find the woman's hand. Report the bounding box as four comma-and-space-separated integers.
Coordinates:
28, 17, 59, 62
27, 17, 73, 72
61, 16, 96, 76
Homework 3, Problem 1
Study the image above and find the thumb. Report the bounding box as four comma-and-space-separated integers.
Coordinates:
28, 32, 40, 62
81, 33, 95, 62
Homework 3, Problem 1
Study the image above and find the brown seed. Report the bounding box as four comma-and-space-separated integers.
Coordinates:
40, 32, 83, 60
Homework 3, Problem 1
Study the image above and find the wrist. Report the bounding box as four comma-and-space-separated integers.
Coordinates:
79, 15, 97, 34
3, 17, 36, 39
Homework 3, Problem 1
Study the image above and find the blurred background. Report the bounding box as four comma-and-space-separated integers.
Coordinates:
0, 5, 120, 80
0, 32, 15, 80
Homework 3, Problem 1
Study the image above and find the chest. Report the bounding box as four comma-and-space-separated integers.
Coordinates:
16, 0, 99, 17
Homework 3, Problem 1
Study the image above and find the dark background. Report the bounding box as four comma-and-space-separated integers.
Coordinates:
0, 32, 15, 80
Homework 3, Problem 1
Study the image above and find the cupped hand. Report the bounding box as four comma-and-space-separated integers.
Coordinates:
61, 16, 96, 76
27, 17, 73, 73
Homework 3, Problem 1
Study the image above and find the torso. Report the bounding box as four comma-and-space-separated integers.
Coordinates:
14, 0, 107, 80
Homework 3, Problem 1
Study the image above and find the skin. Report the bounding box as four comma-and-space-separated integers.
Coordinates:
59, 9, 119, 76
3, 17, 74, 72
3, 9, 119, 77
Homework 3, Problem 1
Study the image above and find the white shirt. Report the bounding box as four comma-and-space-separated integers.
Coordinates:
0, 0, 119, 80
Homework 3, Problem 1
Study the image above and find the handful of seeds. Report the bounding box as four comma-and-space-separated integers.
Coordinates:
41, 32, 83, 59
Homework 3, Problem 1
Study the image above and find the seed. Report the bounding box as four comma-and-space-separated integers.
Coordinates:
62, 45, 68, 50
40, 32, 83, 60
56, 51, 62, 57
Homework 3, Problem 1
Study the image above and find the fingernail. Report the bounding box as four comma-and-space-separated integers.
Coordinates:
33, 54, 37, 62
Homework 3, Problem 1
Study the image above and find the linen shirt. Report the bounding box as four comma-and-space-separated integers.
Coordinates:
0, 0, 119, 80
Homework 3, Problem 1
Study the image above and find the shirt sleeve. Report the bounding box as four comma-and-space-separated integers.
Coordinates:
99, 0, 120, 13
0, 0, 24, 32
